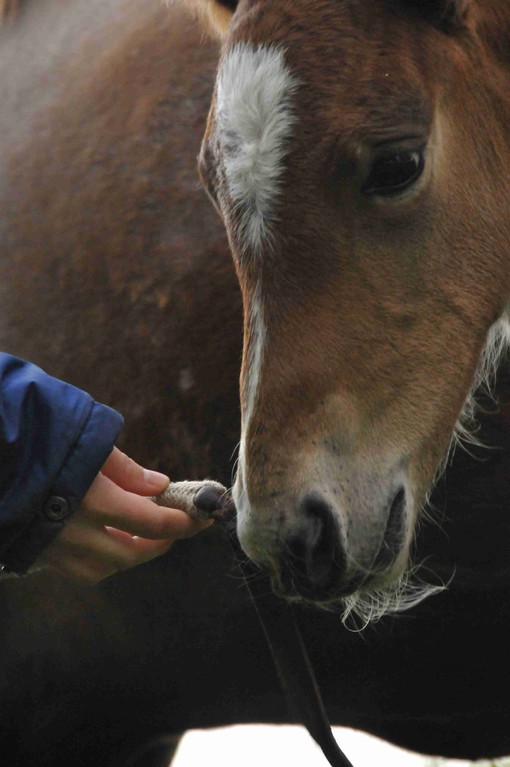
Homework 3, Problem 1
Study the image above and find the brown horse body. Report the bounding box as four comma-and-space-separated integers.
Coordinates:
0, 0, 241, 480
1, 2, 510, 764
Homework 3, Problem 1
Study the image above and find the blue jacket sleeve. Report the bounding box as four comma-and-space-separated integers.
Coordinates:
0, 354, 124, 575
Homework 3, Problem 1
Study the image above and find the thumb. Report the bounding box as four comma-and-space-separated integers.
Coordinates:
101, 448, 170, 495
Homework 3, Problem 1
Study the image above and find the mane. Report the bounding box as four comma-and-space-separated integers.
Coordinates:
1, 0, 23, 22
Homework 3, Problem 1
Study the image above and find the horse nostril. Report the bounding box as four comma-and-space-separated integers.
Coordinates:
281, 493, 346, 597
300, 492, 332, 522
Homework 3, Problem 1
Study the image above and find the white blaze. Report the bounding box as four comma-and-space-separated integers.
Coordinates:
217, 44, 296, 534
236, 282, 266, 530
216, 42, 297, 252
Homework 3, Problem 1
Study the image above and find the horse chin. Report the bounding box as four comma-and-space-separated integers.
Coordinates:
341, 560, 449, 629
274, 559, 447, 630
271, 572, 366, 609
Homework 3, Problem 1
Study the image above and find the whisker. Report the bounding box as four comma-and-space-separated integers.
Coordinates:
447, 317, 510, 467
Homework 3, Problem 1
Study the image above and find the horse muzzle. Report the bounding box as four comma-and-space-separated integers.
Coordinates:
236, 482, 410, 606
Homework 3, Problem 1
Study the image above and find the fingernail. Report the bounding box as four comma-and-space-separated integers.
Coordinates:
143, 469, 170, 487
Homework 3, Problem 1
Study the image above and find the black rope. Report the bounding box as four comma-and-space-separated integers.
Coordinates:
214, 510, 355, 767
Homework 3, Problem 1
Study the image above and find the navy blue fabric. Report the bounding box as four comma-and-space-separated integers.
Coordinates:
0, 354, 124, 574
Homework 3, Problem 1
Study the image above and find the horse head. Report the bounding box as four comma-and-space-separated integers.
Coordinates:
184, 0, 510, 622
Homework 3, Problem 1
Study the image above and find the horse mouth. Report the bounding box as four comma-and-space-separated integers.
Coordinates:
271, 487, 408, 607
272, 571, 366, 605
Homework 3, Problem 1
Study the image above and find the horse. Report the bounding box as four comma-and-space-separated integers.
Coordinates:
1, 0, 510, 764
193, 0, 510, 621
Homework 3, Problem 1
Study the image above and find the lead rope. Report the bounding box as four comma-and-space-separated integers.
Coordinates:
156, 481, 355, 767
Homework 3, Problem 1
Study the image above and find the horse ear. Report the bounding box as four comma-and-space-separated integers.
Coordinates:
399, 0, 470, 32
177, 0, 239, 38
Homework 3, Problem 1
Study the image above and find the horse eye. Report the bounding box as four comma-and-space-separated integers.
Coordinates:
362, 148, 425, 197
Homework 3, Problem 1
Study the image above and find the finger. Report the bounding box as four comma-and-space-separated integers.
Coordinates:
85, 474, 213, 539
105, 527, 175, 564
101, 448, 169, 495
48, 522, 175, 573
48, 518, 137, 568
41, 551, 114, 584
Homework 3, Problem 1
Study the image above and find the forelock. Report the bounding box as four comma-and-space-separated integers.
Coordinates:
216, 42, 298, 253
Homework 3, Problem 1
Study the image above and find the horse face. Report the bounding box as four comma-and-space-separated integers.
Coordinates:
196, 0, 510, 620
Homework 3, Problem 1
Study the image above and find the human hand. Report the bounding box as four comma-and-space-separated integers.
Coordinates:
39, 448, 212, 583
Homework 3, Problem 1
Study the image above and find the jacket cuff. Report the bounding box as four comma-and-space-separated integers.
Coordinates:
0, 401, 123, 575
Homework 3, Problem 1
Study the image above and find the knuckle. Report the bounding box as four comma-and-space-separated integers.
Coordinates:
140, 504, 172, 538
149, 514, 169, 539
